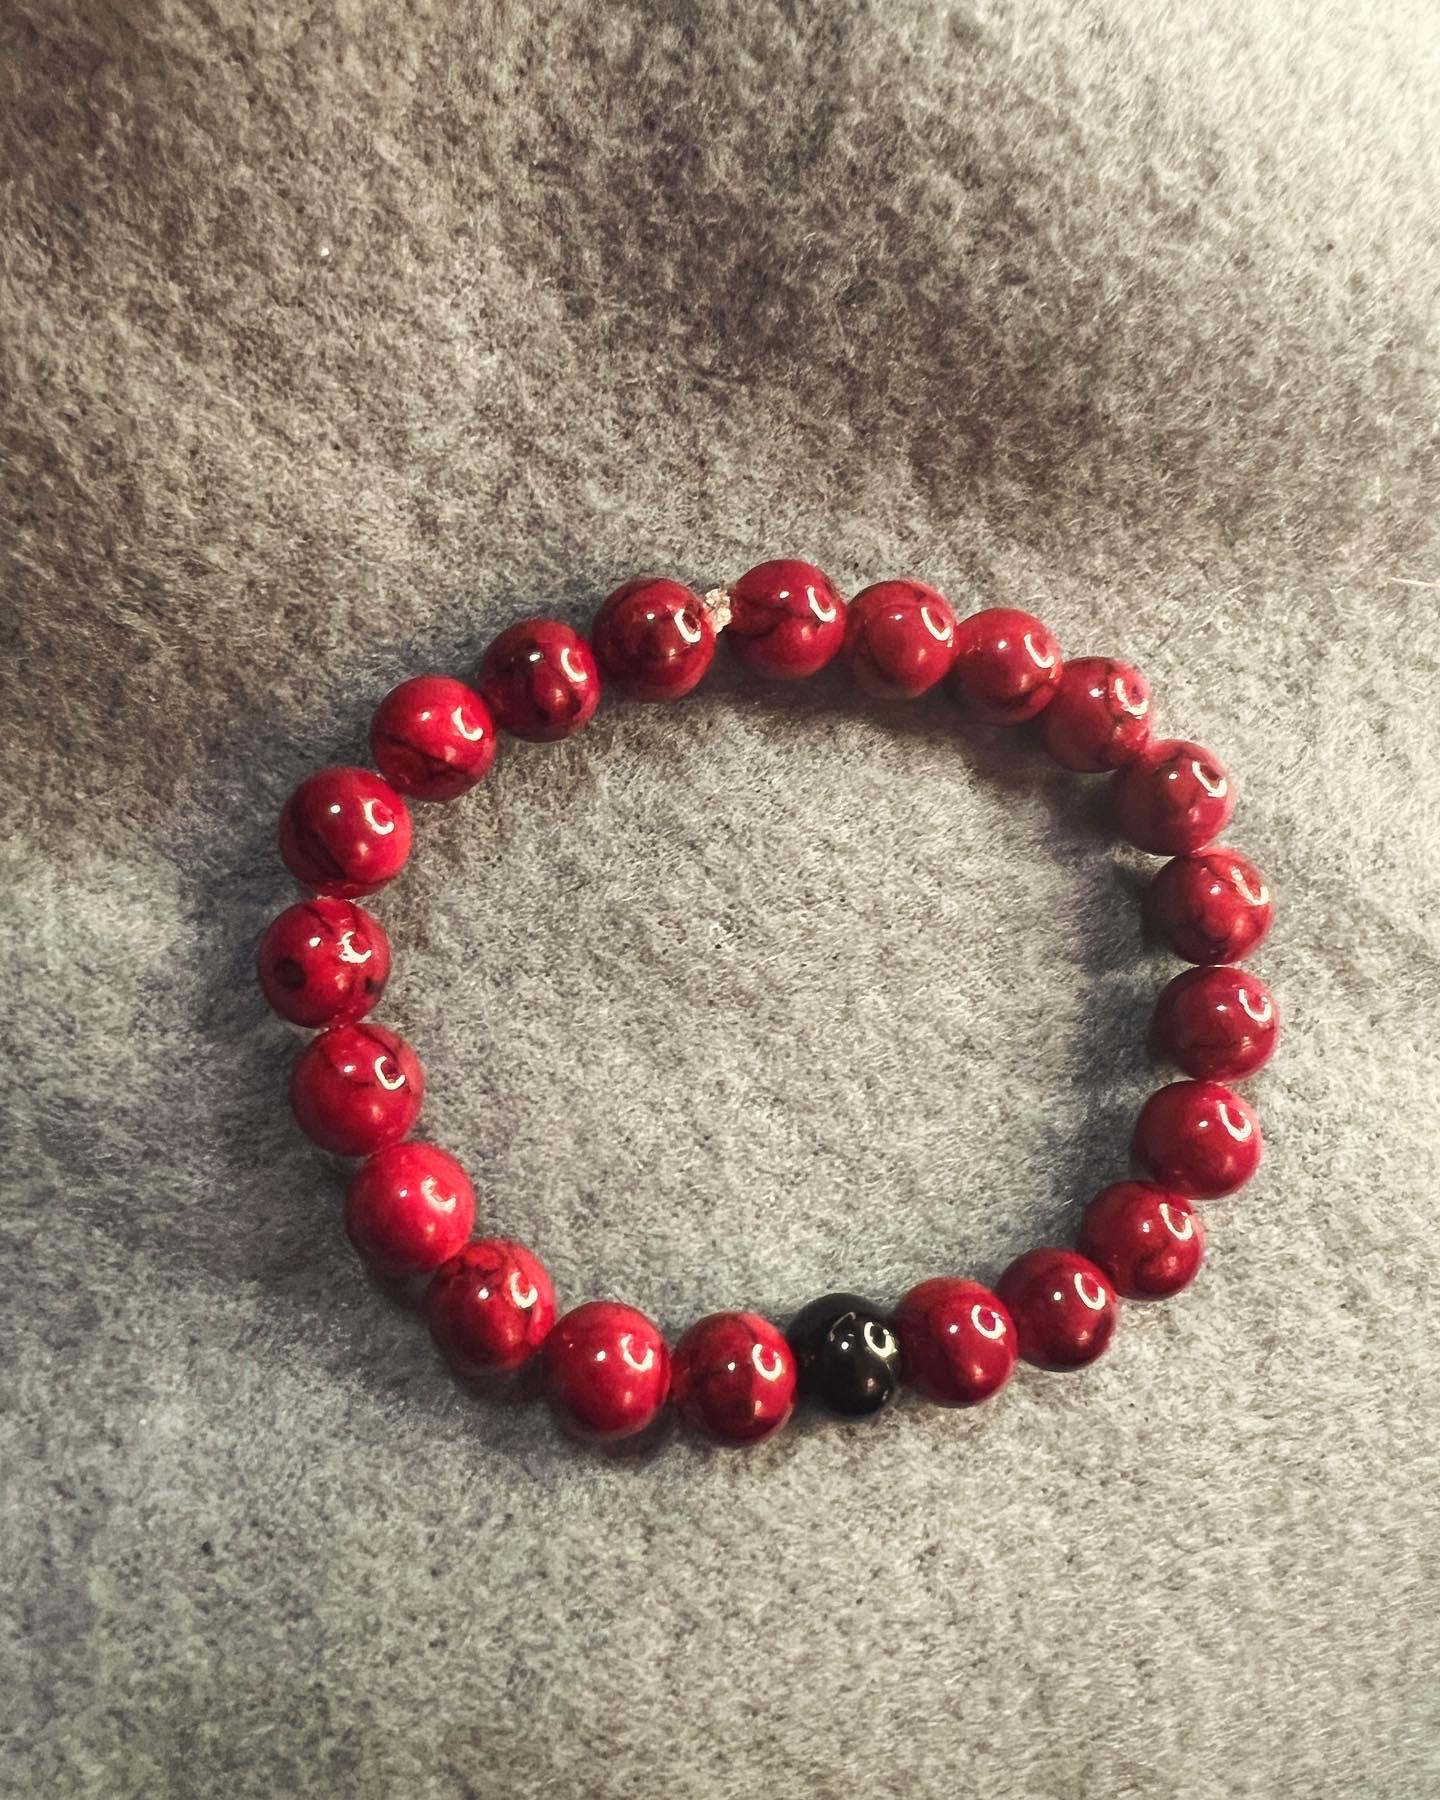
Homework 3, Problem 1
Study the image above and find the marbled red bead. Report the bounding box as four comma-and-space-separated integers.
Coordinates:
670, 1311, 797, 1446
591, 577, 716, 701
950, 607, 1064, 724
1078, 1182, 1205, 1300
477, 618, 602, 742
278, 766, 413, 898
891, 1277, 1018, 1407
289, 1021, 424, 1157
426, 1236, 557, 1374
996, 1248, 1119, 1371
369, 675, 498, 801
1038, 655, 1152, 770
256, 897, 391, 1028
1146, 848, 1274, 964
726, 558, 847, 680
1131, 1079, 1262, 1199
345, 1140, 474, 1279
1111, 738, 1236, 855
844, 580, 958, 699
543, 1301, 671, 1442
1151, 965, 1279, 1081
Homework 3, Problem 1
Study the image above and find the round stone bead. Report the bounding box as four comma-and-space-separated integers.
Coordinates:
670, 1312, 798, 1446
256, 897, 391, 1028
1078, 1182, 1205, 1300
1131, 1079, 1262, 1199
786, 1292, 902, 1417
477, 619, 602, 742
996, 1248, 1119, 1371
542, 1301, 671, 1442
278, 766, 413, 898
1038, 656, 1152, 770
1146, 848, 1274, 964
1112, 738, 1235, 855
891, 1277, 1018, 1408
1151, 965, 1279, 1081
950, 607, 1063, 724
844, 580, 958, 699
289, 1022, 424, 1157
726, 558, 847, 680
345, 1140, 474, 1279
426, 1237, 557, 1376
369, 674, 498, 801
591, 577, 716, 700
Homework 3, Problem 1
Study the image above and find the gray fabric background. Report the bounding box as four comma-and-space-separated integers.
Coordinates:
3, 1, 1439, 1795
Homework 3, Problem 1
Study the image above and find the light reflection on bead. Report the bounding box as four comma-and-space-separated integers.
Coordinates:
892, 1277, 1018, 1406
1151, 965, 1280, 1081
1131, 1080, 1263, 1198
543, 1302, 670, 1441
1080, 1183, 1206, 1300
672, 1312, 798, 1446
996, 1249, 1119, 1370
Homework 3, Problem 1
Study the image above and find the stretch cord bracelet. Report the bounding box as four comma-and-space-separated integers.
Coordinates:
258, 562, 1277, 1448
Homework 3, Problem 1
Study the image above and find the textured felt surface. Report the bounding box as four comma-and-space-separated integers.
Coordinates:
3, 0, 1440, 1795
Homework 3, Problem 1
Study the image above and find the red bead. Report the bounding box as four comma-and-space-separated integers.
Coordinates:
950, 607, 1063, 724
543, 1301, 671, 1442
996, 1248, 1119, 1371
477, 619, 602, 742
256, 897, 391, 1028
1078, 1182, 1205, 1300
345, 1140, 474, 1279
591, 577, 716, 701
426, 1236, 557, 1374
1151, 965, 1279, 1081
1131, 1079, 1262, 1199
670, 1312, 798, 1446
891, 1277, 1018, 1407
1146, 848, 1274, 964
289, 1022, 424, 1157
1112, 738, 1235, 855
726, 559, 847, 680
278, 766, 413, 898
844, 580, 958, 699
1038, 656, 1152, 770
369, 675, 498, 801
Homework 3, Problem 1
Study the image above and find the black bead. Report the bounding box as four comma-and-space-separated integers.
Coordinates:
787, 1292, 901, 1417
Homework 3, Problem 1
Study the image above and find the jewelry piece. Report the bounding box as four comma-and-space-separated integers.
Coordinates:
257, 563, 1277, 1448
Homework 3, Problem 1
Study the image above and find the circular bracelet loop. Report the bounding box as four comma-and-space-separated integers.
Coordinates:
257, 560, 1277, 1450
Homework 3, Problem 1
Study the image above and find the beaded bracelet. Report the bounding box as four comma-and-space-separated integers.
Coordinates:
258, 562, 1276, 1448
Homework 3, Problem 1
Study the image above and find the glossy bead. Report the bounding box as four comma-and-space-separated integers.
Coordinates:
670, 1312, 798, 1446
891, 1277, 1018, 1408
345, 1141, 474, 1279
1038, 656, 1152, 770
844, 579, 957, 699
369, 675, 497, 801
1078, 1183, 1205, 1300
996, 1248, 1119, 1371
1131, 1079, 1262, 1199
1146, 848, 1274, 964
950, 607, 1063, 724
477, 619, 602, 742
1151, 965, 1279, 1081
542, 1301, 670, 1442
591, 577, 716, 700
426, 1237, 557, 1375
256, 897, 391, 1028
1112, 738, 1235, 855
786, 1293, 902, 1417
289, 1022, 424, 1157
726, 558, 847, 680
277, 766, 413, 898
